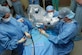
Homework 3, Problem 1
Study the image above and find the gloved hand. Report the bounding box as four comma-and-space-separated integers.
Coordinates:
17, 37, 26, 44
39, 29, 49, 37
17, 18, 24, 22
39, 29, 46, 34
25, 32, 31, 38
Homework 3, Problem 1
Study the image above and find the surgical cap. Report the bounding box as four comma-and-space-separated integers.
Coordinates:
59, 7, 75, 19
66, 11, 75, 19
0, 6, 5, 19
0, 6, 10, 19
3, 6, 10, 13
46, 5, 54, 11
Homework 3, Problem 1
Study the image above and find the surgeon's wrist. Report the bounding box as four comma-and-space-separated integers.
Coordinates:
24, 32, 31, 38
44, 33, 49, 37
24, 32, 29, 36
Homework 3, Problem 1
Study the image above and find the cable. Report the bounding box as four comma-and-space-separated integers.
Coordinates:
29, 28, 35, 55
31, 36, 35, 55
30, 27, 39, 55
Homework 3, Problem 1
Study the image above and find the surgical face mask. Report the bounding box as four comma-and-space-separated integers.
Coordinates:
48, 12, 54, 18
2, 15, 11, 23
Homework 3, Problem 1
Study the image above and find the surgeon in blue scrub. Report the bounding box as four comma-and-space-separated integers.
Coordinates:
71, 0, 82, 34
11, 0, 25, 17
45, 5, 59, 18
41, 5, 59, 31
0, 6, 31, 55
39, 7, 79, 55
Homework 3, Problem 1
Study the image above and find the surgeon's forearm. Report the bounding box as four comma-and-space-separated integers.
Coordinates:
39, 29, 49, 37
43, 33, 49, 37
17, 37, 26, 44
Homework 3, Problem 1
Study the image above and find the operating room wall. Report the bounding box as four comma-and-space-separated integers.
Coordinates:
59, 0, 71, 7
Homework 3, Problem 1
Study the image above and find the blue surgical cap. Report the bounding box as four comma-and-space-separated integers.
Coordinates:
66, 11, 75, 19
0, 6, 5, 19
59, 7, 75, 19
46, 5, 54, 11
0, 6, 10, 20
2, 6, 10, 13
0, 11, 5, 19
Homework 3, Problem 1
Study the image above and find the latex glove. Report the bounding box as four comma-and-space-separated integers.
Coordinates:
17, 18, 24, 22
25, 32, 31, 38
17, 37, 26, 44
39, 29, 46, 34
39, 29, 49, 37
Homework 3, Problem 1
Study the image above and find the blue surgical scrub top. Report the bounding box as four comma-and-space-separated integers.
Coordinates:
47, 20, 78, 55
0, 17, 28, 54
